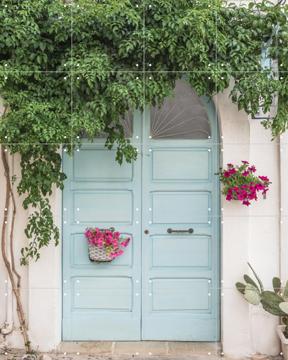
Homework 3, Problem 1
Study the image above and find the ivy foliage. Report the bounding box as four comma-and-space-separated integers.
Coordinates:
0, 0, 287, 264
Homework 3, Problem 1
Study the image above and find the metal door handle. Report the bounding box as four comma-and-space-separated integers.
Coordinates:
167, 228, 194, 234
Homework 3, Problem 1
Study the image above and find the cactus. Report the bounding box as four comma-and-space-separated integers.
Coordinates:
235, 264, 288, 339
235, 263, 263, 301
260, 291, 287, 316
247, 262, 264, 292
283, 281, 288, 301
273, 277, 281, 294
244, 284, 261, 305
282, 317, 288, 338
236, 282, 246, 294
279, 302, 288, 315
244, 274, 260, 292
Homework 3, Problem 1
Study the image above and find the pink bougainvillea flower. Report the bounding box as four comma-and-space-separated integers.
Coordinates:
219, 162, 270, 206
229, 168, 237, 175
255, 183, 264, 191
110, 249, 124, 259
84, 229, 92, 238
248, 192, 257, 200
224, 168, 237, 178
248, 165, 256, 173
120, 238, 130, 247
226, 194, 232, 201
259, 175, 269, 182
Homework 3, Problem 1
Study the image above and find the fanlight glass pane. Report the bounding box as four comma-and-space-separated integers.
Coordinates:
150, 80, 211, 139
121, 110, 133, 138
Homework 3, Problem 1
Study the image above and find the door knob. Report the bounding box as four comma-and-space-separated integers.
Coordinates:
144, 229, 149, 234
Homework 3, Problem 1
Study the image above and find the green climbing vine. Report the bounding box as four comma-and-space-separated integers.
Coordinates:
0, 0, 287, 265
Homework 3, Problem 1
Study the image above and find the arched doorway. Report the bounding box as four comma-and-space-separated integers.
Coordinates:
62, 79, 220, 341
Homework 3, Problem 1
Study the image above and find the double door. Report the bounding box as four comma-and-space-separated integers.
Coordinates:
62, 103, 220, 341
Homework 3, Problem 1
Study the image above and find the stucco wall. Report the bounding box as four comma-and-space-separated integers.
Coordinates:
0, 89, 283, 357
216, 89, 280, 357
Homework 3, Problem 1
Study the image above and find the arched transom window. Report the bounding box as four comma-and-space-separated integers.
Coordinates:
150, 80, 211, 139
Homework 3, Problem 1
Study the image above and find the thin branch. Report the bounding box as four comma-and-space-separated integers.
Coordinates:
9, 170, 21, 289
2, 106, 21, 286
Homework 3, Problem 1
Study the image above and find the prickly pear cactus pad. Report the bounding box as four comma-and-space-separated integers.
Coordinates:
236, 264, 288, 338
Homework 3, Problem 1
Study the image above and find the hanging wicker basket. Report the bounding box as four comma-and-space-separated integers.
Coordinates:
85, 227, 130, 263
88, 243, 115, 262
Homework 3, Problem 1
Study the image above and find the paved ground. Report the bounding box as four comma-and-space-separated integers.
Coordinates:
0, 350, 284, 360
0, 342, 284, 360
0, 354, 284, 360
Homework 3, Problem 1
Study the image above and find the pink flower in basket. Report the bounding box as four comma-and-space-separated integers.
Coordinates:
84, 227, 130, 262
218, 161, 271, 206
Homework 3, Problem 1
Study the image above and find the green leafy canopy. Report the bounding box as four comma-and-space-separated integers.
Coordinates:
0, 0, 287, 263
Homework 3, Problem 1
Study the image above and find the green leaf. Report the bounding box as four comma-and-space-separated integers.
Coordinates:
279, 302, 288, 315
248, 263, 264, 292
273, 277, 281, 294
244, 284, 261, 305
283, 281, 288, 301
236, 282, 246, 294
261, 291, 287, 316
244, 274, 260, 292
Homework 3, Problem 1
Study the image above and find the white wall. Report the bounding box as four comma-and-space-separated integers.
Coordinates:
0, 89, 283, 357
27, 187, 62, 350
216, 88, 280, 357
280, 132, 288, 282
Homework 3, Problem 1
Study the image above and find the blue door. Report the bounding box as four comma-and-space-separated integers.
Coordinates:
62, 80, 220, 341
62, 112, 142, 340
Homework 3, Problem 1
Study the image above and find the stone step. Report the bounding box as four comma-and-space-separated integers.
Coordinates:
57, 342, 221, 357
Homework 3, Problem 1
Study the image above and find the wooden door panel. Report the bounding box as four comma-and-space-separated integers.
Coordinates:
151, 191, 211, 224
151, 278, 211, 311
73, 191, 133, 224
152, 148, 211, 181
151, 235, 211, 268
